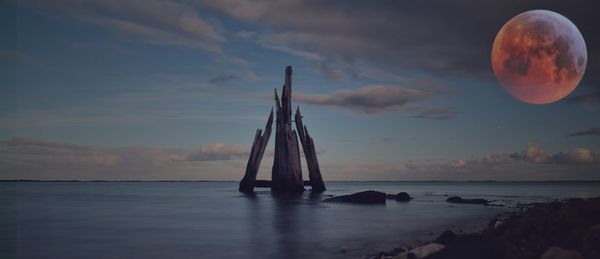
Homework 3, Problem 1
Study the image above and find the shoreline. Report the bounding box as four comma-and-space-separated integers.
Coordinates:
365, 197, 600, 259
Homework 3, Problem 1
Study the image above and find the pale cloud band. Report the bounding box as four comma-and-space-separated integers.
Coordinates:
1, 138, 598, 181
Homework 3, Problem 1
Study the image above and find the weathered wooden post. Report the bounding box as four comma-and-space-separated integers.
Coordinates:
271, 66, 305, 192
239, 66, 325, 193
295, 107, 326, 193
239, 109, 273, 192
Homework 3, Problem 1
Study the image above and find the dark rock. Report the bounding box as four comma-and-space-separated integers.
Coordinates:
446, 196, 488, 205
583, 225, 600, 259
434, 230, 456, 245
409, 243, 445, 258
389, 247, 407, 256
540, 247, 583, 259
426, 233, 503, 259
395, 192, 412, 202
324, 191, 386, 204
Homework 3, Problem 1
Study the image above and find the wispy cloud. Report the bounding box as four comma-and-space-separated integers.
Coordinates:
0, 138, 250, 180
412, 108, 458, 120
566, 92, 600, 107
186, 143, 248, 161
569, 128, 600, 136
2, 138, 599, 181
294, 85, 452, 117
321, 142, 600, 181
0, 49, 39, 63
202, 0, 600, 86
20, 0, 225, 53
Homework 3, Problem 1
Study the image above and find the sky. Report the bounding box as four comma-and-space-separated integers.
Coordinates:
1, 0, 599, 181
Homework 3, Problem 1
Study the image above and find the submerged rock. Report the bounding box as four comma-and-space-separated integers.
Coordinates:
324, 190, 386, 204
446, 196, 488, 205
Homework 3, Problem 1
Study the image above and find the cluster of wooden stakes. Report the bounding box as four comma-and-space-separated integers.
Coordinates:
239, 66, 326, 193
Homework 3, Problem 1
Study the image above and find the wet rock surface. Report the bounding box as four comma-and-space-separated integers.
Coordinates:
366, 197, 600, 259
324, 190, 387, 204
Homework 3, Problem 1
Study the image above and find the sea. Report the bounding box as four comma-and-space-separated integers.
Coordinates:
1, 181, 600, 259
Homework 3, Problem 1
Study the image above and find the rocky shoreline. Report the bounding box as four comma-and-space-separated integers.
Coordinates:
363, 196, 600, 259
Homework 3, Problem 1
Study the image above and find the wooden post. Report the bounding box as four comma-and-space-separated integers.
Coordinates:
271, 66, 305, 192
295, 107, 326, 192
239, 109, 273, 192
239, 65, 325, 193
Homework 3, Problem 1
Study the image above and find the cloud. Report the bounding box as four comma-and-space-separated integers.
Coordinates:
321, 142, 600, 181
0, 138, 120, 167
374, 137, 394, 143
2, 138, 599, 181
186, 143, 248, 161
0, 49, 39, 63
201, 0, 600, 86
294, 85, 441, 115
550, 148, 599, 164
412, 108, 458, 120
19, 0, 225, 53
235, 30, 256, 39
566, 92, 600, 106
0, 138, 252, 180
208, 74, 239, 85
488, 141, 600, 165
569, 128, 600, 136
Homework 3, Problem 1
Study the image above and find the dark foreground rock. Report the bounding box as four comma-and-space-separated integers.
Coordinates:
366, 197, 600, 259
446, 196, 489, 205
324, 190, 386, 204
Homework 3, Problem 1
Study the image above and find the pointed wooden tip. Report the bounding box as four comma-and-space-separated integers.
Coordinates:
285, 66, 292, 75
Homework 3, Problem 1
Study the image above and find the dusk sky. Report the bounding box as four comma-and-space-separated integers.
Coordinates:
1, 0, 599, 181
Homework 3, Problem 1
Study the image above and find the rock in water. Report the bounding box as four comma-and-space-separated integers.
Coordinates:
324, 191, 386, 204
446, 196, 488, 205
540, 247, 583, 259
395, 192, 412, 202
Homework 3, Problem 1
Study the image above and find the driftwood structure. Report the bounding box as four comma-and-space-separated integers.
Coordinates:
239, 66, 326, 193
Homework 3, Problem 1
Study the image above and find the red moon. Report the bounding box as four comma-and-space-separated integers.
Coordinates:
492, 10, 587, 104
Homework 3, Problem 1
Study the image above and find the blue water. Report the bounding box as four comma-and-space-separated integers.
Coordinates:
1, 181, 600, 259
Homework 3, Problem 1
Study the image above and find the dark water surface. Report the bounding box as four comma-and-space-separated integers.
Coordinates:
1, 181, 600, 259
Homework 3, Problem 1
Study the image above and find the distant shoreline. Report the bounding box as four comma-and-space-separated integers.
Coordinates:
2, 180, 600, 183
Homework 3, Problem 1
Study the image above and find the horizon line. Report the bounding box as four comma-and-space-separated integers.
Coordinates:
2, 179, 600, 183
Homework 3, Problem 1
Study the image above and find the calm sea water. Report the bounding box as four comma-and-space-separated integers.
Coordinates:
1, 181, 600, 259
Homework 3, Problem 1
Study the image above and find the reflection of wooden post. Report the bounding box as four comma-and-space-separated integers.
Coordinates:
272, 66, 304, 192
239, 109, 273, 193
295, 107, 326, 193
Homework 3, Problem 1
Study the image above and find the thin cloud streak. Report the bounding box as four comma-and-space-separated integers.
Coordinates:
294, 85, 453, 117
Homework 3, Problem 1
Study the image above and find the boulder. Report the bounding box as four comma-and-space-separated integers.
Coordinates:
426, 233, 503, 259
395, 192, 412, 202
324, 191, 386, 204
408, 243, 445, 258
583, 225, 600, 259
446, 196, 488, 205
434, 230, 456, 245
540, 247, 583, 259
